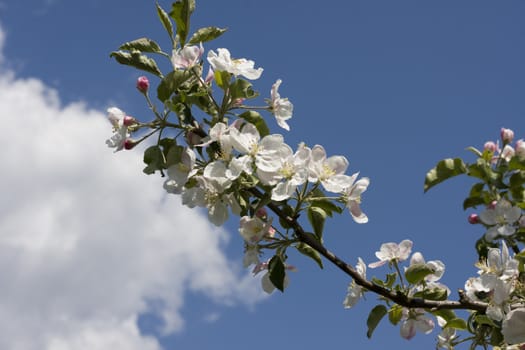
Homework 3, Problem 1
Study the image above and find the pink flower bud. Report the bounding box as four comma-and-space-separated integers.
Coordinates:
255, 207, 268, 219
483, 141, 497, 153
488, 200, 498, 210
123, 116, 136, 127
136, 76, 150, 93
468, 213, 479, 224
516, 139, 525, 160
501, 127, 514, 144
124, 139, 137, 150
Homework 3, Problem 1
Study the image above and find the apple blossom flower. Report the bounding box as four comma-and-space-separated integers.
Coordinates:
172, 43, 204, 69
479, 199, 521, 240
368, 239, 413, 268
343, 257, 366, 309
269, 79, 293, 131
436, 316, 457, 350
243, 245, 260, 268
239, 215, 273, 244
207, 48, 263, 80
502, 308, 525, 345
340, 172, 369, 223
136, 76, 149, 93
308, 145, 351, 193
501, 127, 515, 144
256, 143, 310, 201
105, 107, 130, 152
164, 147, 197, 194
399, 308, 435, 340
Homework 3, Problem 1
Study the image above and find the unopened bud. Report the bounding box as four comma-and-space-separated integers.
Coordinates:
255, 207, 268, 219
123, 116, 136, 127
515, 139, 525, 160
468, 213, 479, 224
488, 200, 498, 210
501, 127, 514, 144
483, 141, 497, 153
124, 139, 137, 150
136, 76, 150, 93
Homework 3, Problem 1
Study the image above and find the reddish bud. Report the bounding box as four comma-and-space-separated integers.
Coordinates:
468, 213, 479, 224
255, 207, 268, 219
123, 116, 136, 127
501, 127, 515, 144
488, 200, 498, 210
483, 141, 497, 153
124, 139, 137, 150
136, 76, 150, 93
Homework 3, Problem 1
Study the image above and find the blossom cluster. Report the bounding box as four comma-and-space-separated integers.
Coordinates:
106, 37, 369, 294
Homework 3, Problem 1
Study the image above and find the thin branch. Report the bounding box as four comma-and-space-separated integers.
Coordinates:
249, 187, 488, 313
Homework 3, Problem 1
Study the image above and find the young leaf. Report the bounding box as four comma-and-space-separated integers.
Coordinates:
157, 70, 193, 102
445, 318, 467, 330
296, 242, 323, 269
143, 145, 165, 174
404, 263, 434, 285
230, 78, 258, 100
188, 26, 227, 45
307, 206, 327, 239
268, 255, 286, 292
424, 158, 467, 192
110, 50, 162, 77
238, 111, 270, 138
119, 37, 163, 53
388, 304, 403, 325
170, 0, 196, 47
366, 305, 388, 338
156, 2, 174, 41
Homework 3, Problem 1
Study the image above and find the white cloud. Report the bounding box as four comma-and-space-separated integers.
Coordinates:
0, 26, 263, 349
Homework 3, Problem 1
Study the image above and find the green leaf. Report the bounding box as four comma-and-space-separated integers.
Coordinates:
466, 146, 483, 157
188, 26, 227, 45
307, 206, 326, 240
388, 304, 403, 325
156, 2, 174, 41
445, 318, 467, 330
308, 199, 343, 217
143, 145, 165, 174
214, 70, 231, 90
268, 255, 286, 292
463, 196, 486, 210
170, 0, 195, 47
119, 37, 163, 53
238, 111, 270, 138
110, 50, 162, 77
424, 158, 467, 192
296, 242, 323, 269
366, 305, 388, 338
509, 156, 525, 170
157, 70, 193, 102
413, 287, 448, 301
165, 144, 184, 168
230, 78, 258, 100
432, 309, 456, 323
404, 263, 435, 285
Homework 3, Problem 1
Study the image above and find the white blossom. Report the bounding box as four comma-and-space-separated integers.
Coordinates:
340, 172, 369, 224
480, 199, 521, 240
343, 257, 366, 309
399, 308, 435, 340
368, 239, 413, 268
239, 216, 273, 244
163, 147, 197, 194
172, 43, 204, 69
308, 145, 351, 193
270, 79, 293, 131
207, 48, 263, 80
502, 308, 525, 345
105, 107, 129, 152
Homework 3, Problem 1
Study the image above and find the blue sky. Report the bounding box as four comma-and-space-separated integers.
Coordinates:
0, 0, 524, 349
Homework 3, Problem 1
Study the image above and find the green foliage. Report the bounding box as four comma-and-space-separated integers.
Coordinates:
156, 2, 174, 41
404, 263, 435, 284
445, 318, 467, 330
296, 242, 323, 269
170, 0, 196, 47
307, 206, 326, 240
110, 50, 162, 77
188, 27, 227, 45
268, 255, 286, 292
366, 305, 388, 338
119, 37, 163, 53
230, 79, 258, 100
424, 158, 467, 192
143, 145, 165, 175
388, 304, 403, 325
157, 70, 194, 102
238, 111, 270, 138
